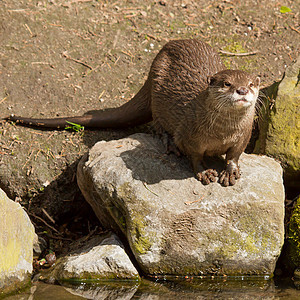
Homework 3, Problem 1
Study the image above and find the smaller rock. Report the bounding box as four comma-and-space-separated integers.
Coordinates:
45, 233, 139, 282
33, 236, 47, 257
255, 56, 300, 188
294, 268, 300, 279
45, 252, 56, 267
284, 196, 300, 272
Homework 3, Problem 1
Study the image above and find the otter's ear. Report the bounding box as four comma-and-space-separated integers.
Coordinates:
255, 77, 260, 87
207, 76, 216, 85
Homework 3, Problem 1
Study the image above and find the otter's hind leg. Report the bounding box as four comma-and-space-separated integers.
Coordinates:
152, 120, 181, 156
161, 132, 181, 156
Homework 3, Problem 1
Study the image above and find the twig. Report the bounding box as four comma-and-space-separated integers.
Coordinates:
146, 33, 158, 40
42, 208, 56, 224
88, 27, 100, 37
32, 62, 55, 68
128, 18, 137, 29
45, 234, 73, 241
0, 145, 10, 150
8, 9, 28, 12
29, 131, 43, 135
185, 195, 205, 205
185, 23, 198, 27
34, 149, 41, 161
124, 13, 138, 18
24, 23, 33, 36
142, 182, 159, 197
29, 212, 60, 234
46, 132, 56, 141
114, 56, 120, 65
22, 149, 35, 170
219, 50, 259, 56
290, 26, 300, 34
62, 0, 93, 7
62, 51, 93, 70
49, 23, 63, 27
0, 96, 7, 104
121, 50, 134, 58
82, 226, 99, 241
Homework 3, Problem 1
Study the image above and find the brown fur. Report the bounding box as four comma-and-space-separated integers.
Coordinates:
3, 39, 260, 186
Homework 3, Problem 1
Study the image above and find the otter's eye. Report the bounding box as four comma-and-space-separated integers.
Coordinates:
249, 82, 254, 88
224, 81, 231, 87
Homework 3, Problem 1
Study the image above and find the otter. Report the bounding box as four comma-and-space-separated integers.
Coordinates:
2, 39, 260, 186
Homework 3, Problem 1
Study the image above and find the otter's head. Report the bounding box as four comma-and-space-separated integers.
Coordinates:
207, 70, 260, 110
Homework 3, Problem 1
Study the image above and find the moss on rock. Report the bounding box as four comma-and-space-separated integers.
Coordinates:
286, 196, 300, 269
131, 218, 152, 255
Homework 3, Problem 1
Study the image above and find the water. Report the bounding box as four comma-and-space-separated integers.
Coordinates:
5, 277, 300, 299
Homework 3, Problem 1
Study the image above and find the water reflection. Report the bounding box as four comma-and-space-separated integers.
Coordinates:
5, 277, 300, 299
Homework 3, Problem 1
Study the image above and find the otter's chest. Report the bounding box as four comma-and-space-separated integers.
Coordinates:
203, 132, 243, 157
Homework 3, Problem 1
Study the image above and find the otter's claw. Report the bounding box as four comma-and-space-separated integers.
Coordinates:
196, 169, 218, 185
219, 163, 241, 187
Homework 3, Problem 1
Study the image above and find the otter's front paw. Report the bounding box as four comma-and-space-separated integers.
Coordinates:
196, 169, 218, 185
219, 166, 241, 187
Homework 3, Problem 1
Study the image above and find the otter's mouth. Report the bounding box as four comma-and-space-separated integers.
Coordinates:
234, 98, 252, 107
237, 98, 249, 103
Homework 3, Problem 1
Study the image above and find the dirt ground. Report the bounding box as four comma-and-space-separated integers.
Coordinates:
0, 0, 299, 256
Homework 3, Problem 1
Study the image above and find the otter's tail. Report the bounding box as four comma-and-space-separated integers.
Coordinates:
4, 79, 152, 129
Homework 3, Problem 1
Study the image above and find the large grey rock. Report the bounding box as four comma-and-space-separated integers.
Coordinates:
0, 188, 35, 295
45, 233, 139, 282
77, 133, 285, 276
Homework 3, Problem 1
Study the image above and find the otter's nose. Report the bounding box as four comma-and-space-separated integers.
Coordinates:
236, 87, 248, 95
